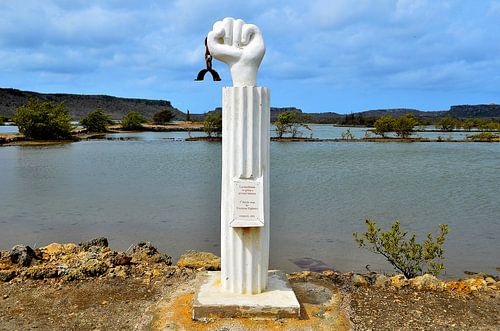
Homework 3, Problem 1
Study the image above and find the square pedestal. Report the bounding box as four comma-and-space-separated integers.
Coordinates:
193, 270, 300, 320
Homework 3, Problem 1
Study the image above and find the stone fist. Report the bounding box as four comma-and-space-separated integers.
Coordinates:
207, 17, 265, 87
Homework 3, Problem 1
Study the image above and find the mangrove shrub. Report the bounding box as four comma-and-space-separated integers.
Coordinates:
373, 116, 395, 137
153, 109, 174, 125
121, 111, 146, 130
13, 98, 72, 139
393, 114, 417, 138
203, 111, 222, 137
274, 110, 310, 138
80, 108, 112, 132
437, 116, 457, 131
353, 220, 449, 278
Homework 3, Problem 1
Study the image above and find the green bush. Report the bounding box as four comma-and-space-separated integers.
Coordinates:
466, 132, 499, 141
203, 111, 222, 137
353, 220, 449, 278
153, 109, 174, 125
121, 111, 146, 130
274, 110, 310, 138
80, 108, 112, 132
373, 116, 395, 137
0, 115, 9, 124
393, 114, 417, 138
460, 119, 475, 131
12, 98, 72, 139
437, 115, 457, 131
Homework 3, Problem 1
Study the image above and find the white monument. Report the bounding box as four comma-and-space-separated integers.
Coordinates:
209, 17, 269, 295
193, 17, 299, 319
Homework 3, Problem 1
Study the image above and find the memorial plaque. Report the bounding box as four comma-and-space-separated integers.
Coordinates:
231, 178, 264, 227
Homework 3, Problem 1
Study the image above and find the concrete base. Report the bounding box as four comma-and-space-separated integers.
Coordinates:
193, 270, 300, 320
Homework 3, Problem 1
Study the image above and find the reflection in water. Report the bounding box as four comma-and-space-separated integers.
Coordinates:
0, 128, 499, 278
290, 257, 336, 272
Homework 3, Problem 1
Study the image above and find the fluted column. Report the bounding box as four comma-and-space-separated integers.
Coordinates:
221, 86, 270, 294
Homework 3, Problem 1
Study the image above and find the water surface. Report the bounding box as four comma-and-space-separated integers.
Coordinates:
0, 127, 498, 277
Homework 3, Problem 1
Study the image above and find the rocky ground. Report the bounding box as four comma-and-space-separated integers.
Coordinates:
0, 239, 498, 330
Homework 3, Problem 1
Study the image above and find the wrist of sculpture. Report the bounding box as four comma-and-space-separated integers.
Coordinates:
229, 63, 259, 87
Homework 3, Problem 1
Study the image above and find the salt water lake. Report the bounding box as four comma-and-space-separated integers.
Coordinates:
0, 124, 498, 277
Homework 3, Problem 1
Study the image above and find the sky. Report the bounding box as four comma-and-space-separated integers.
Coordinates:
0, 0, 499, 114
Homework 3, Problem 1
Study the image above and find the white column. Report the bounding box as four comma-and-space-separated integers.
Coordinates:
220, 86, 270, 294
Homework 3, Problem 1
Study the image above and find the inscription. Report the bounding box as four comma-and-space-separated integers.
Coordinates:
232, 179, 263, 227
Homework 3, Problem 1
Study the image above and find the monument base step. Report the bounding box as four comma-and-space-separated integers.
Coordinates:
192, 270, 300, 320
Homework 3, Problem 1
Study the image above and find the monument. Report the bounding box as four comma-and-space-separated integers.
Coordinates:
193, 17, 300, 319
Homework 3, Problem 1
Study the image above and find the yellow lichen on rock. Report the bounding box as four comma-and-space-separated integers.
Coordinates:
176, 251, 221, 271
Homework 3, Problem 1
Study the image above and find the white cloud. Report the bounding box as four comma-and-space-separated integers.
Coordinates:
0, 0, 498, 112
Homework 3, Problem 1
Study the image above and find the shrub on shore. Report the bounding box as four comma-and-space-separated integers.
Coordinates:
393, 114, 417, 138
274, 110, 311, 138
80, 108, 113, 132
121, 111, 146, 130
466, 132, 499, 141
373, 116, 395, 137
437, 115, 457, 131
353, 220, 449, 278
12, 98, 72, 139
153, 109, 174, 125
203, 111, 222, 137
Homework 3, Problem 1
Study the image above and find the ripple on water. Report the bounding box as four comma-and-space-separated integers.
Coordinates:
0, 132, 499, 277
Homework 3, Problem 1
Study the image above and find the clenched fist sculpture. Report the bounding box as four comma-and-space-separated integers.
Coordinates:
207, 17, 265, 87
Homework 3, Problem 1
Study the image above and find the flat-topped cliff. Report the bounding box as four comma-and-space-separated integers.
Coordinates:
0, 88, 183, 120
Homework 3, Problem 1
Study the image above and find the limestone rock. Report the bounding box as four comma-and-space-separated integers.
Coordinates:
410, 274, 444, 290
10, 245, 37, 266
464, 277, 487, 291
176, 251, 221, 271
374, 274, 391, 288
79, 237, 109, 250
109, 265, 130, 278
351, 274, 368, 287
0, 270, 16, 282
63, 268, 86, 281
484, 277, 495, 285
111, 252, 132, 266
80, 258, 108, 277
130, 242, 172, 265
22, 265, 58, 280
390, 274, 409, 288
57, 264, 70, 276
0, 260, 14, 270
43, 243, 78, 256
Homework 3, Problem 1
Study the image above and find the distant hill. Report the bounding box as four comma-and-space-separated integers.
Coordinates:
0, 88, 183, 120
318, 106, 499, 124
340, 105, 499, 120
355, 108, 446, 119
1, 88, 498, 123
198, 107, 304, 122
449, 104, 500, 118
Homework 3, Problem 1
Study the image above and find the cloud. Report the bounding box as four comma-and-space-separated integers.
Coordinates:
0, 0, 499, 113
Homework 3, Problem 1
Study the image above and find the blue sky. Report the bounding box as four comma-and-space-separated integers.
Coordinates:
0, 0, 499, 114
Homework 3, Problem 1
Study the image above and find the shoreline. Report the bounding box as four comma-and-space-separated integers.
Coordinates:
2, 134, 498, 146
2, 122, 499, 146
1, 239, 498, 329
1, 239, 498, 285
186, 136, 500, 143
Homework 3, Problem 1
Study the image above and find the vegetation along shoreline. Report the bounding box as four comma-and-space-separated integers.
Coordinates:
1, 98, 499, 146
